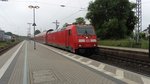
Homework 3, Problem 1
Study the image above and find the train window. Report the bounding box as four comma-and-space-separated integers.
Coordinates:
77, 26, 95, 35
68, 30, 71, 35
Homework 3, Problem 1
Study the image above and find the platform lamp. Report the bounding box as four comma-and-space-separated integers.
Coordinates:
28, 5, 40, 50
0, 0, 8, 1
148, 25, 150, 58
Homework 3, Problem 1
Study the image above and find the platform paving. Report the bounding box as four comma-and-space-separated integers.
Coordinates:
28, 41, 124, 84
99, 45, 148, 53
0, 40, 149, 84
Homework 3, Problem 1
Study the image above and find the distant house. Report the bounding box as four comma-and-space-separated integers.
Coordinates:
0, 29, 13, 41
4, 35, 11, 41
0, 30, 5, 41
142, 27, 149, 37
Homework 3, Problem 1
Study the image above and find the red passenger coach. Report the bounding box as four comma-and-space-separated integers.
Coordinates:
35, 32, 46, 43
35, 24, 98, 54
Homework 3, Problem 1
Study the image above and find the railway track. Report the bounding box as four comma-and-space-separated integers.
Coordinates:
86, 47, 150, 77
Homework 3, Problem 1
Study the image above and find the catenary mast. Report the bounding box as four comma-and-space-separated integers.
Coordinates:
136, 0, 142, 43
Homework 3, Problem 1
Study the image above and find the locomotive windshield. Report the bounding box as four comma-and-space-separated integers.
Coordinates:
77, 26, 95, 35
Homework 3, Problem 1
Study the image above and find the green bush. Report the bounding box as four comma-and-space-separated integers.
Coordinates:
99, 39, 148, 49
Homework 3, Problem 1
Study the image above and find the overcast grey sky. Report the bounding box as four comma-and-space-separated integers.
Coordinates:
0, 0, 150, 36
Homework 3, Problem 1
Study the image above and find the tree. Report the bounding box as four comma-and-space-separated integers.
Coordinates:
5, 32, 13, 36
34, 30, 41, 35
75, 17, 86, 24
86, 0, 137, 39
63, 23, 69, 27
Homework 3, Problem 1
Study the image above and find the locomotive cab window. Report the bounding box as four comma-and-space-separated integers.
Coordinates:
76, 26, 95, 35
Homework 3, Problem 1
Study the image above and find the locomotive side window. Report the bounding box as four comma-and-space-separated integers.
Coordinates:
68, 30, 71, 35
77, 26, 95, 35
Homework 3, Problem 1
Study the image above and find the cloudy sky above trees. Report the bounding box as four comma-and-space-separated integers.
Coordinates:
0, 0, 149, 36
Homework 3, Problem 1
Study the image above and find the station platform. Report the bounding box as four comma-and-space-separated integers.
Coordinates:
0, 41, 149, 84
99, 45, 148, 53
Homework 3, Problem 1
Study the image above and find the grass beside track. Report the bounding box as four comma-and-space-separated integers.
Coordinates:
0, 40, 20, 48
99, 39, 149, 49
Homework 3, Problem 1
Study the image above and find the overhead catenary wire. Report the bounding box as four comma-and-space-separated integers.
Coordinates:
0, 7, 19, 31
0, 0, 89, 23
59, 10, 83, 22
1, 0, 148, 33
0, 2, 31, 35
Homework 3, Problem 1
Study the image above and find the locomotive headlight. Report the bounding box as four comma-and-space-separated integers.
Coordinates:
91, 39, 96, 42
94, 44, 97, 46
78, 39, 85, 42
79, 44, 82, 47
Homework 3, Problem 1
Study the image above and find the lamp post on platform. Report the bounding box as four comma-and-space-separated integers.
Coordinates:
148, 25, 150, 58
27, 23, 32, 39
28, 5, 40, 50
0, 0, 8, 1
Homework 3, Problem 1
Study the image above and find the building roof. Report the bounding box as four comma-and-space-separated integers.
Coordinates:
143, 28, 148, 32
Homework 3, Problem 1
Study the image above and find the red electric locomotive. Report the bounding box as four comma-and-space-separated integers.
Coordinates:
35, 24, 98, 54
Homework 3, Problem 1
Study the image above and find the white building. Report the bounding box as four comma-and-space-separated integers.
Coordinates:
142, 28, 149, 37
0, 29, 5, 41
0, 29, 12, 41
4, 35, 12, 41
